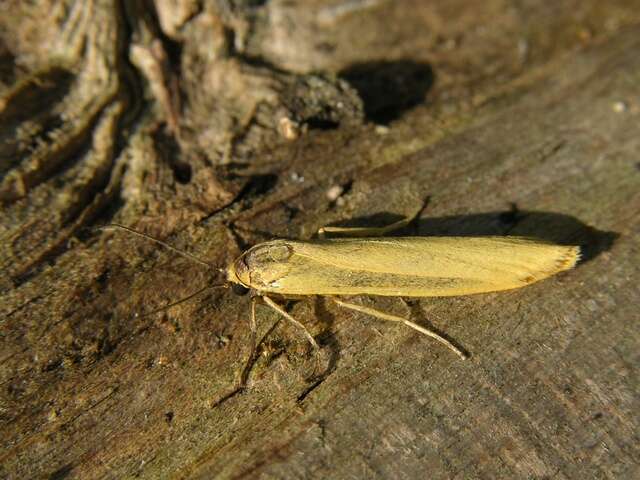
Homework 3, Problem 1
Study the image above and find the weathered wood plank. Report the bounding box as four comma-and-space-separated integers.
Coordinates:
1, 2, 639, 479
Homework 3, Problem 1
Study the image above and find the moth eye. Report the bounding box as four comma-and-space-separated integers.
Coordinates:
267, 243, 293, 261
231, 284, 250, 296
233, 256, 249, 277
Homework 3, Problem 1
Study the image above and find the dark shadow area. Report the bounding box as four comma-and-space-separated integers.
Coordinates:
340, 60, 434, 124
144, 0, 184, 68
305, 117, 340, 130
245, 173, 279, 196
152, 127, 192, 184
0, 41, 17, 86
48, 463, 73, 480
0, 67, 75, 128
296, 296, 340, 402
314, 297, 340, 367
320, 207, 617, 264
0, 67, 76, 180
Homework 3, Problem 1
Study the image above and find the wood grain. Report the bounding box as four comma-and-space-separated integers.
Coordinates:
1, 1, 639, 479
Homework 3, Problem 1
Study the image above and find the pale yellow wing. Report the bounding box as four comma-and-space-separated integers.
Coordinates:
237, 237, 580, 297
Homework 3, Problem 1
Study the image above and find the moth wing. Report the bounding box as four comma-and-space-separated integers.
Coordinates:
264, 237, 579, 297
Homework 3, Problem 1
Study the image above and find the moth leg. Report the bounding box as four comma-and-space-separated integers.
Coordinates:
261, 296, 318, 350
237, 296, 260, 388
262, 296, 321, 378
318, 217, 412, 238
332, 298, 468, 360
318, 197, 430, 238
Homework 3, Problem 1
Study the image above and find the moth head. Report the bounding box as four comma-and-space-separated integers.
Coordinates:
227, 240, 293, 292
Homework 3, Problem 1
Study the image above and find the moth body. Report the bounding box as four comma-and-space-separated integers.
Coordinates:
226, 236, 580, 297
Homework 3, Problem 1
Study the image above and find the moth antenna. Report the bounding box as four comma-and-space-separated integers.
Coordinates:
98, 223, 222, 272
134, 284, 228, 319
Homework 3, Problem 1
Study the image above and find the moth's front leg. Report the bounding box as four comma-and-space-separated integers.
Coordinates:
236, 296, 260, 389
261, 295, 323, 378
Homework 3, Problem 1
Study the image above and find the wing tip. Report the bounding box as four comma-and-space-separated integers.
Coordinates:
558, 245, 581, 271
520, 245, 581, 285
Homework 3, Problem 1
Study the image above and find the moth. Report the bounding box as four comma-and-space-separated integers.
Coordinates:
101, 215, 580, 362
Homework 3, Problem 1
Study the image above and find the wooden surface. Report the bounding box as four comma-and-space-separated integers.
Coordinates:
1, 1, 639, 479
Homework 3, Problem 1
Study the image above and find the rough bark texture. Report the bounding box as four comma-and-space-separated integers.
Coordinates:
1, 1, 639, 479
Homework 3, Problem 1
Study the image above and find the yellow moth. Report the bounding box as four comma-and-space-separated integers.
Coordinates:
229, 236, 579, 297
102, 218, 580, 361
